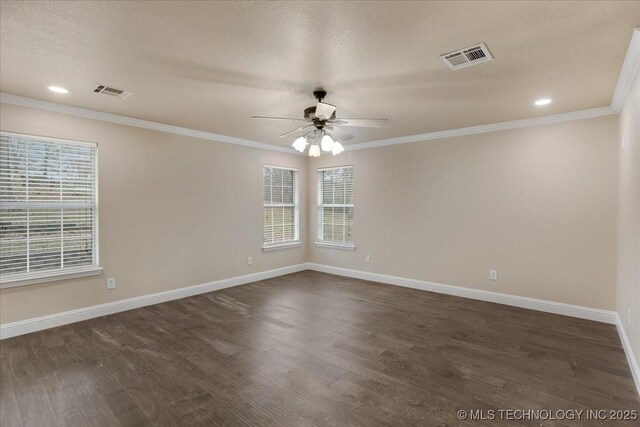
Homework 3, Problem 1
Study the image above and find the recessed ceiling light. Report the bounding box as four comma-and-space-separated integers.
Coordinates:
534, 98, 552, 106
48, 86, 68, 94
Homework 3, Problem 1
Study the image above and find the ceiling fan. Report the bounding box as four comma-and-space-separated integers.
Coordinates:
252, 89, 389, 156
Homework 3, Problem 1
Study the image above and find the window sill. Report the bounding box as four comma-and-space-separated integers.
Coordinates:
262, 241, 302, 252
0, 266, 103, 289
314, 242, 356, 251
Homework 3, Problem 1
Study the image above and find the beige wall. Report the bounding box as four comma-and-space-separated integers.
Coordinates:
0, 103, 307, 324
0, 103, 621, 326
308, 115, 619, 310
617, 69, 640, 365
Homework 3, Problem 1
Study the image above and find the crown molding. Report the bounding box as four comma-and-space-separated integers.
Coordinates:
0, 92, 617, 155
2, 28, 638, 155
347, 27, 637, 151
612, 28, 640, 113
345, 105, 617, 151
0, 92, 298, 154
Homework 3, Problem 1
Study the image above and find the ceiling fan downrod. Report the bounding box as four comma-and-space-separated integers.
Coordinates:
313, 89, 327, 102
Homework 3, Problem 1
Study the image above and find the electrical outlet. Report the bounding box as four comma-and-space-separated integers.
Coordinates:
628, 308, 632, 327
247, 256, 253, 265
106, 277, 116, 290
489, 270, 498, 281
365, 255, 371, 264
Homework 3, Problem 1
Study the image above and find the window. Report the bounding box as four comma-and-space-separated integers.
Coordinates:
0, 132, 100, 287
263, 166, 299, 249
317, 166, 354, 248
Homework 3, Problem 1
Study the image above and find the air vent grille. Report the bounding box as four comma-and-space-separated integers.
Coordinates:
441, 43, 493, 71
94, 84, 132, 99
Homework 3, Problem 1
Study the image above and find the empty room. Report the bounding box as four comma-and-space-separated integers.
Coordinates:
1, 1, 639, 425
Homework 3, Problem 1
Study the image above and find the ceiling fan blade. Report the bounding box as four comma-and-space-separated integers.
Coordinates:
329, 118, 389, 128
324, 124, 354, 141
251, 116, 306, 122
315, 102, 337, 120
277, 124, 315, 139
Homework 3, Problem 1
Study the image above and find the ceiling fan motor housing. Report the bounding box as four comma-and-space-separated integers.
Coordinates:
304, 106, 336, 128
250, 88, 387, 141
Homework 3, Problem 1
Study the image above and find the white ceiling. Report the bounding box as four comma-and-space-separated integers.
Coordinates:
1, 1, 639, 147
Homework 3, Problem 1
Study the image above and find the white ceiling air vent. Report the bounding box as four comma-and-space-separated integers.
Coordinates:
441, 43, 493, 71
93, 84, 132, 99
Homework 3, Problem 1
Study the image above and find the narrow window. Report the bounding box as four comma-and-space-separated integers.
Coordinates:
263, 166, 299, 249
317, 166, 354, 248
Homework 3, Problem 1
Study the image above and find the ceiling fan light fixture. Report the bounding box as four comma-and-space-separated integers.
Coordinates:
320, 134, 334, 152
331, 141, 344, 156
308, 143, 321, 157
251, 89, 387, 156
292, 136, 308, 152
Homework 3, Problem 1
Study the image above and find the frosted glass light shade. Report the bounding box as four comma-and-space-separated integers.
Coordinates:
308, 143, 321, 157
292, 136, 308, 152
320, 134, 334, 152
331, 141, 344, 155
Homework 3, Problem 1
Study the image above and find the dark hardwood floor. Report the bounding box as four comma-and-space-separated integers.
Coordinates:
1, 270, 638, 426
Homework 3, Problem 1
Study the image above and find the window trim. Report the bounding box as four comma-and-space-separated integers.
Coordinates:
0, 265, 103, 289
316, 165, 355, 249
0, 131, 100, 287
262, 165, 300, 251
314, 241, 356, 250
262, 241, 302, 251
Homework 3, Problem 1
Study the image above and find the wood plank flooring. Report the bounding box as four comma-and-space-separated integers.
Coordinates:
1, 270, 638, 426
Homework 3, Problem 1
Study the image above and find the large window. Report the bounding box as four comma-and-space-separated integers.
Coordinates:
0, 132, 100, 287
317, 166, 354, 248
263, 166, 299, 249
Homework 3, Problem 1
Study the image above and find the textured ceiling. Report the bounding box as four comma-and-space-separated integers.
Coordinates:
1, 1, 639, 147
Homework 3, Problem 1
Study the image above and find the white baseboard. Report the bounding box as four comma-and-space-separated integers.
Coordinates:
306, 263, 618, 324
615, 314, 640, 396
0, 263, 307, 340
307, 263, 638, 396
3, 262, 637, 397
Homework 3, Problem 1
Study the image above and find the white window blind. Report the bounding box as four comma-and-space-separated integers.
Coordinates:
263, 166, 299, 248
0, 132, 98, 285
317, 166, 354, 247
